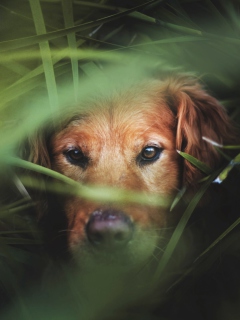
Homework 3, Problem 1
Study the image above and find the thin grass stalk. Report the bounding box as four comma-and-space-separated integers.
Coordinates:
0, 60, 30, 76
29, 0, 58, 113
7, 157, 169, 207
0, 0, 160, 52
152, 168, 223, 283
205, 0, 233, 34
166, 216, 240, 295
0, 39, 86, 109
62, 0, 78, 101
195, 217, 240, 263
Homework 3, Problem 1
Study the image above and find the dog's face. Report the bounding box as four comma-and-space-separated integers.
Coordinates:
50, 86, 180, 266
27, 75, 237, 268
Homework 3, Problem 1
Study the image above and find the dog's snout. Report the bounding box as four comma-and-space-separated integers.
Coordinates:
86, 209, 133, 249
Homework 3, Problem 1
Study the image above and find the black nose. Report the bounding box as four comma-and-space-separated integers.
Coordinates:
86, 209, 133, 249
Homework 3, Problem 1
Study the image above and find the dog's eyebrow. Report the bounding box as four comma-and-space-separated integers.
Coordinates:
64, 114, 85, 128
69, 114, 82, 122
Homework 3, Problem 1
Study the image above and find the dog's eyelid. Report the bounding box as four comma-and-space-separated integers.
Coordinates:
64, 147, 89, 168
65, 146, 82, 152
146, 142, 163, 148
137, 145, 163, 166
142, 145, 163, 156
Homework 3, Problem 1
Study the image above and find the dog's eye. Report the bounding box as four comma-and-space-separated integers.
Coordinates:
138, 146, 162, 165
142, 146, 158, 159
65, 149, 88, 168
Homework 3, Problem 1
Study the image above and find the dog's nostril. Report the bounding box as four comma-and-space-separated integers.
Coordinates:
91, 232, 103, 245
115, 232, 124, 241
86, 209, 133, 249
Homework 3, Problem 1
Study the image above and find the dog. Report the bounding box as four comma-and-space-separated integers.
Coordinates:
22, 70, 239, 271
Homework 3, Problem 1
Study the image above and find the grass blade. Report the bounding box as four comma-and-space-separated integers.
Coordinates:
0, 0, 159, 52
0, 237, 42, 245
130, 36, 208, 47
217, 153, 240, 183
167, 217, 240, 294
205, 0, 233, 34
195, 217, 240, 263
6, 157, 171, 208
29, 0, 58, 113
203, 137, 240, 149
170, 186, 187, 211
177, 150, 212, 175
154, 17, 240, 44
62, 0, 78, 101
152, 168, 222, 283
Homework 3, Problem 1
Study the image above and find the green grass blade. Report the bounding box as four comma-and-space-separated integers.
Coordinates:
0, 203, 35, 219
0, 77, 43, 109
166, 1, 197, 27
129, 36, 208, 48
170, 186, 187, 211
0, 0, 159, 52
62, 0, 78, 101
221, 1, 240, 32
7, 157, 77, 186
0, 49, 124, 111
0, 237, 42, 245
203, 137, 240, 149
6, 157, 171, 208
153, 17, 240, 44
217, 153, 240, 183
152, 168, 222, 283
80, 62, 108, 80
166, 217, 240, 294
29, 0, 58, 113
73, 1, 122, 11
194, 217, 240, 263
0, 60, 30, 76
205, 0, 233, 34
177, 150, 212, 175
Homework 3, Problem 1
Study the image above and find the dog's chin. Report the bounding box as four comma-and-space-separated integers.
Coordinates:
69, 230, 160, 273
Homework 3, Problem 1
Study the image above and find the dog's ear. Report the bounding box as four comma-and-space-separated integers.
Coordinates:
19, 129, 52, 220
21, 130, 51, 168
162, 74, 238, 186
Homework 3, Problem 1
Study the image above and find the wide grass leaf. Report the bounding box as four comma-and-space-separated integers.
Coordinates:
177, 150, 212, 175
0, 0, 159, 52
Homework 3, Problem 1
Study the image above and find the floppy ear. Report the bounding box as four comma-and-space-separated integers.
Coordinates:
19, 129, 52, 219
21, 130, 52, 168
161, 74, 238, 186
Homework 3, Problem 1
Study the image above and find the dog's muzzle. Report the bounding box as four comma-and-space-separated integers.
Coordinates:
86, 209, 134, 250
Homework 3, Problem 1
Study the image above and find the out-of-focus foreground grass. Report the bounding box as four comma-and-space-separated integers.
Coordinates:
1, 1, 240, 319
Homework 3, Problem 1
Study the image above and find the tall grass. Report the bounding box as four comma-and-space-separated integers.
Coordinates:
0, 1, 240, 319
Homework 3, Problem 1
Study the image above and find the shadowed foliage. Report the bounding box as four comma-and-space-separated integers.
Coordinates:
0, 1, 240, 319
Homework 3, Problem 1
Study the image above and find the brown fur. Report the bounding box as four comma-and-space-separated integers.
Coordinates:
24, 74, 238, 267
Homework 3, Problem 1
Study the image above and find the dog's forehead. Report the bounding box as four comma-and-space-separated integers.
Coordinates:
70, 84, 175, 129
66, 101, 174, 138
52, 84, 177, 152
55, 115, 171, 159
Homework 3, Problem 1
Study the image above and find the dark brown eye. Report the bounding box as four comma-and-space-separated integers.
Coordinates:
68, 149, 83, 160
138, 146, 162, 165
142, 146, 158, 159
65, 149, 88, 168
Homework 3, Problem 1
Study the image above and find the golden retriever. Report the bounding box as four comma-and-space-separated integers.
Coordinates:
24, 71, 238, 269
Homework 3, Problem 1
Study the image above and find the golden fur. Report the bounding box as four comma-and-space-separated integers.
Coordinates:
25, 73, 238, 266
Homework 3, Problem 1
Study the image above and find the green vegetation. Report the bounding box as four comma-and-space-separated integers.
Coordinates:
0, 1, 240, 319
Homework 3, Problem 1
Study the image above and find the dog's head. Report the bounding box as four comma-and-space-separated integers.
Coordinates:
23, 73, 238, 268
